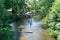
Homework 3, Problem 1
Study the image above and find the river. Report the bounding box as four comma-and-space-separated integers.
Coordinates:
16, 18, 55, 40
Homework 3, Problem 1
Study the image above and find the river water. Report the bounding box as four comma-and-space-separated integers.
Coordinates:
10, 18, 55, 40
19, 18, 55, 40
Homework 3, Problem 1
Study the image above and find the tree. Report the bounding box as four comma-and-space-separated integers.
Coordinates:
46, 0, 60, 39
0, 0, 26, 40
25, 0, 55, 20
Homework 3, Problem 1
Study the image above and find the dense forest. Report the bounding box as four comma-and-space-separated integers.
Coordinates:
0, 0, 60, 40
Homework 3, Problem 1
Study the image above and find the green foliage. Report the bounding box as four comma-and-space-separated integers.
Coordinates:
0, 6, 13, 40
57, 34, 60, 40
4, 0, 13, 9
26, 0, 55, 20
0, 0, 26, 40
12, 0, 27, 21
46, 0, 60, 40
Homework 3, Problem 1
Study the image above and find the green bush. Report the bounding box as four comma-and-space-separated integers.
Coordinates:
46, 0, 60, 40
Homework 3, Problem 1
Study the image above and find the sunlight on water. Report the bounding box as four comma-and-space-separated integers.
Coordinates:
21, 18, 43, 40
9, 18, 55, 40
23, 18, 43, 27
